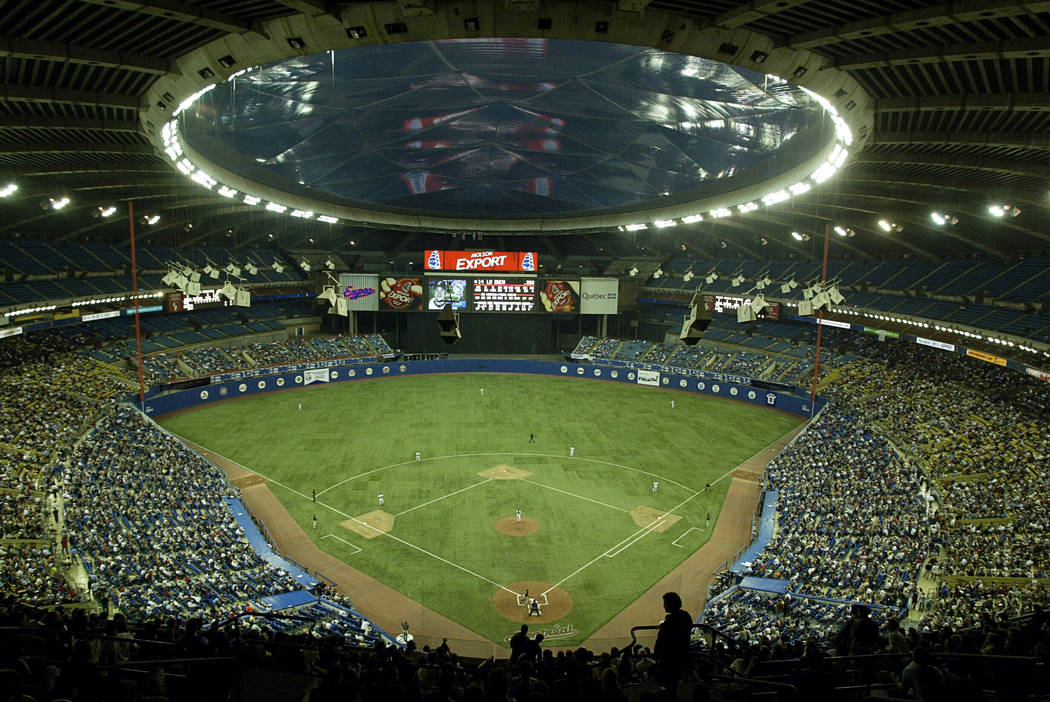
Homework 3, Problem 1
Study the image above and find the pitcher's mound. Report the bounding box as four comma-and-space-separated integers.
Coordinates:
341, 510, 394, 540
494, 581, 573, 623
630, 506, 681, 532
495, 517, 539, 535
480, 464, 532, 480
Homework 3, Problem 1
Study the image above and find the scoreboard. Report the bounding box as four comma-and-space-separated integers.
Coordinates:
472, 278, 536, 312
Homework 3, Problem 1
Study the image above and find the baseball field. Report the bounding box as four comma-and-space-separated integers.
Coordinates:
159, 373, 804, 646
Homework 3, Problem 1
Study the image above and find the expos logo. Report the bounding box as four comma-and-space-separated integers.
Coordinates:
343, 285, 376, 300
426, 250, 441, 270
521, 252, 536, 272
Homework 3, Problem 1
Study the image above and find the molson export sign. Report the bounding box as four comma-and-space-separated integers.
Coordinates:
425, 250, 537, 272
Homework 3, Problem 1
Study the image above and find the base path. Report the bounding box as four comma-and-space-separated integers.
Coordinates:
581, 424, 805, 651
184, 440, 494, 655
185, 421, 804, 656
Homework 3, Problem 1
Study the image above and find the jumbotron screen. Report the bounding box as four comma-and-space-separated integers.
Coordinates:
472, 278, 536, 312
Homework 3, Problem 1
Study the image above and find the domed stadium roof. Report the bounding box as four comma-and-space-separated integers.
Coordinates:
0, 0, 1047, 259
179, 39, 830, 218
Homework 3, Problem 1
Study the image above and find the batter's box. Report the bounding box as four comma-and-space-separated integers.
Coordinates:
479, 464, 533, 480
517, 593, 549, 607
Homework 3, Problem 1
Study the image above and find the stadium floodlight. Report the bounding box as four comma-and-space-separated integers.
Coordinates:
829, 285, 845, 305
751, 295, 769, 314
654, 219, 676, 228
653, 268, 662, 279
325, 258, 336, 270
731, 275, 744, 287
225, 263, 241, 278
330, 298, 348, 316
300, 259, 311, 272
797, 299, 814, 316
755, 279, 766, 290
0, 183, 18, 197
812, 290, 830, 310
185, 280, 202, 296
161, 270, 176, 286
234, 288, 251, 308
50, 196, 70, 210
245, 263, 258, 276
704, 273, 718, 284
189, 270, 201, 283
625, 223, 647, 231
628, 266, 639, 277
802, 286, 814, 299
737, 304, 757, 324
683, 271, 695, 282
681, 214, 703, 223
316, 286, 337, 305
272, 261, 286, 274
219, 281, 237, 300
172, 273, 188, 291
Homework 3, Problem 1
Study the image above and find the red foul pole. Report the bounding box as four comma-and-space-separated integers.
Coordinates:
809, 222, 831, 414
128, 201, 146, 408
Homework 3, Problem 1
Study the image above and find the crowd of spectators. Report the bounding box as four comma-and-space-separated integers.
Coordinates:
701, 408, 928, 643
824, 342, 1050, 616
64, 404, 303, 620
704, 337, 1050, 655
720, 351, 768, 377
142, 335, 394, 381
0, 355, 124, 455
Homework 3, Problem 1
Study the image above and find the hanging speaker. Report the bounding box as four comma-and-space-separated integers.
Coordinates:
436, 306, 461, 344
679, 304, 711, 346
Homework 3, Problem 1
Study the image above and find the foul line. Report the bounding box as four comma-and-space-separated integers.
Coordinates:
395, 479, 491, 517
522, 479, 630, 513
182, 443, 519, 596
606, 518, 667, 558
541, 423, 806, 596
671, 527, 700, 548
317, 451, 700, 497
182, 422, 806, 602
321, 533, 362, 554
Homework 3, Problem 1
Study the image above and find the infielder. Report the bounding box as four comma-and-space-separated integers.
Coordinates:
516, 507, 522, 523
379, 492, 384, 507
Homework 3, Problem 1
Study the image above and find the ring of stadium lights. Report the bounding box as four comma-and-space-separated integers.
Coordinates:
145, 4, 866, 234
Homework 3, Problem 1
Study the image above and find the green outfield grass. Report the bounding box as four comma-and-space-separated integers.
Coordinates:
159, 373, 804, 645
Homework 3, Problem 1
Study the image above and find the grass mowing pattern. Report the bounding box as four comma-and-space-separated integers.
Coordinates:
159, 373, 804, 645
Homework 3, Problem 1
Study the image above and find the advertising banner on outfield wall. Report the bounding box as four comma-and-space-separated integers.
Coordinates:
338, 274, 379, 311
580, 278, 619, 315
637, 369, 660, 386
303, 368, 330, 385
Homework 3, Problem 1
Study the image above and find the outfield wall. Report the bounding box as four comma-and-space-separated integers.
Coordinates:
143, 358, 824, 417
